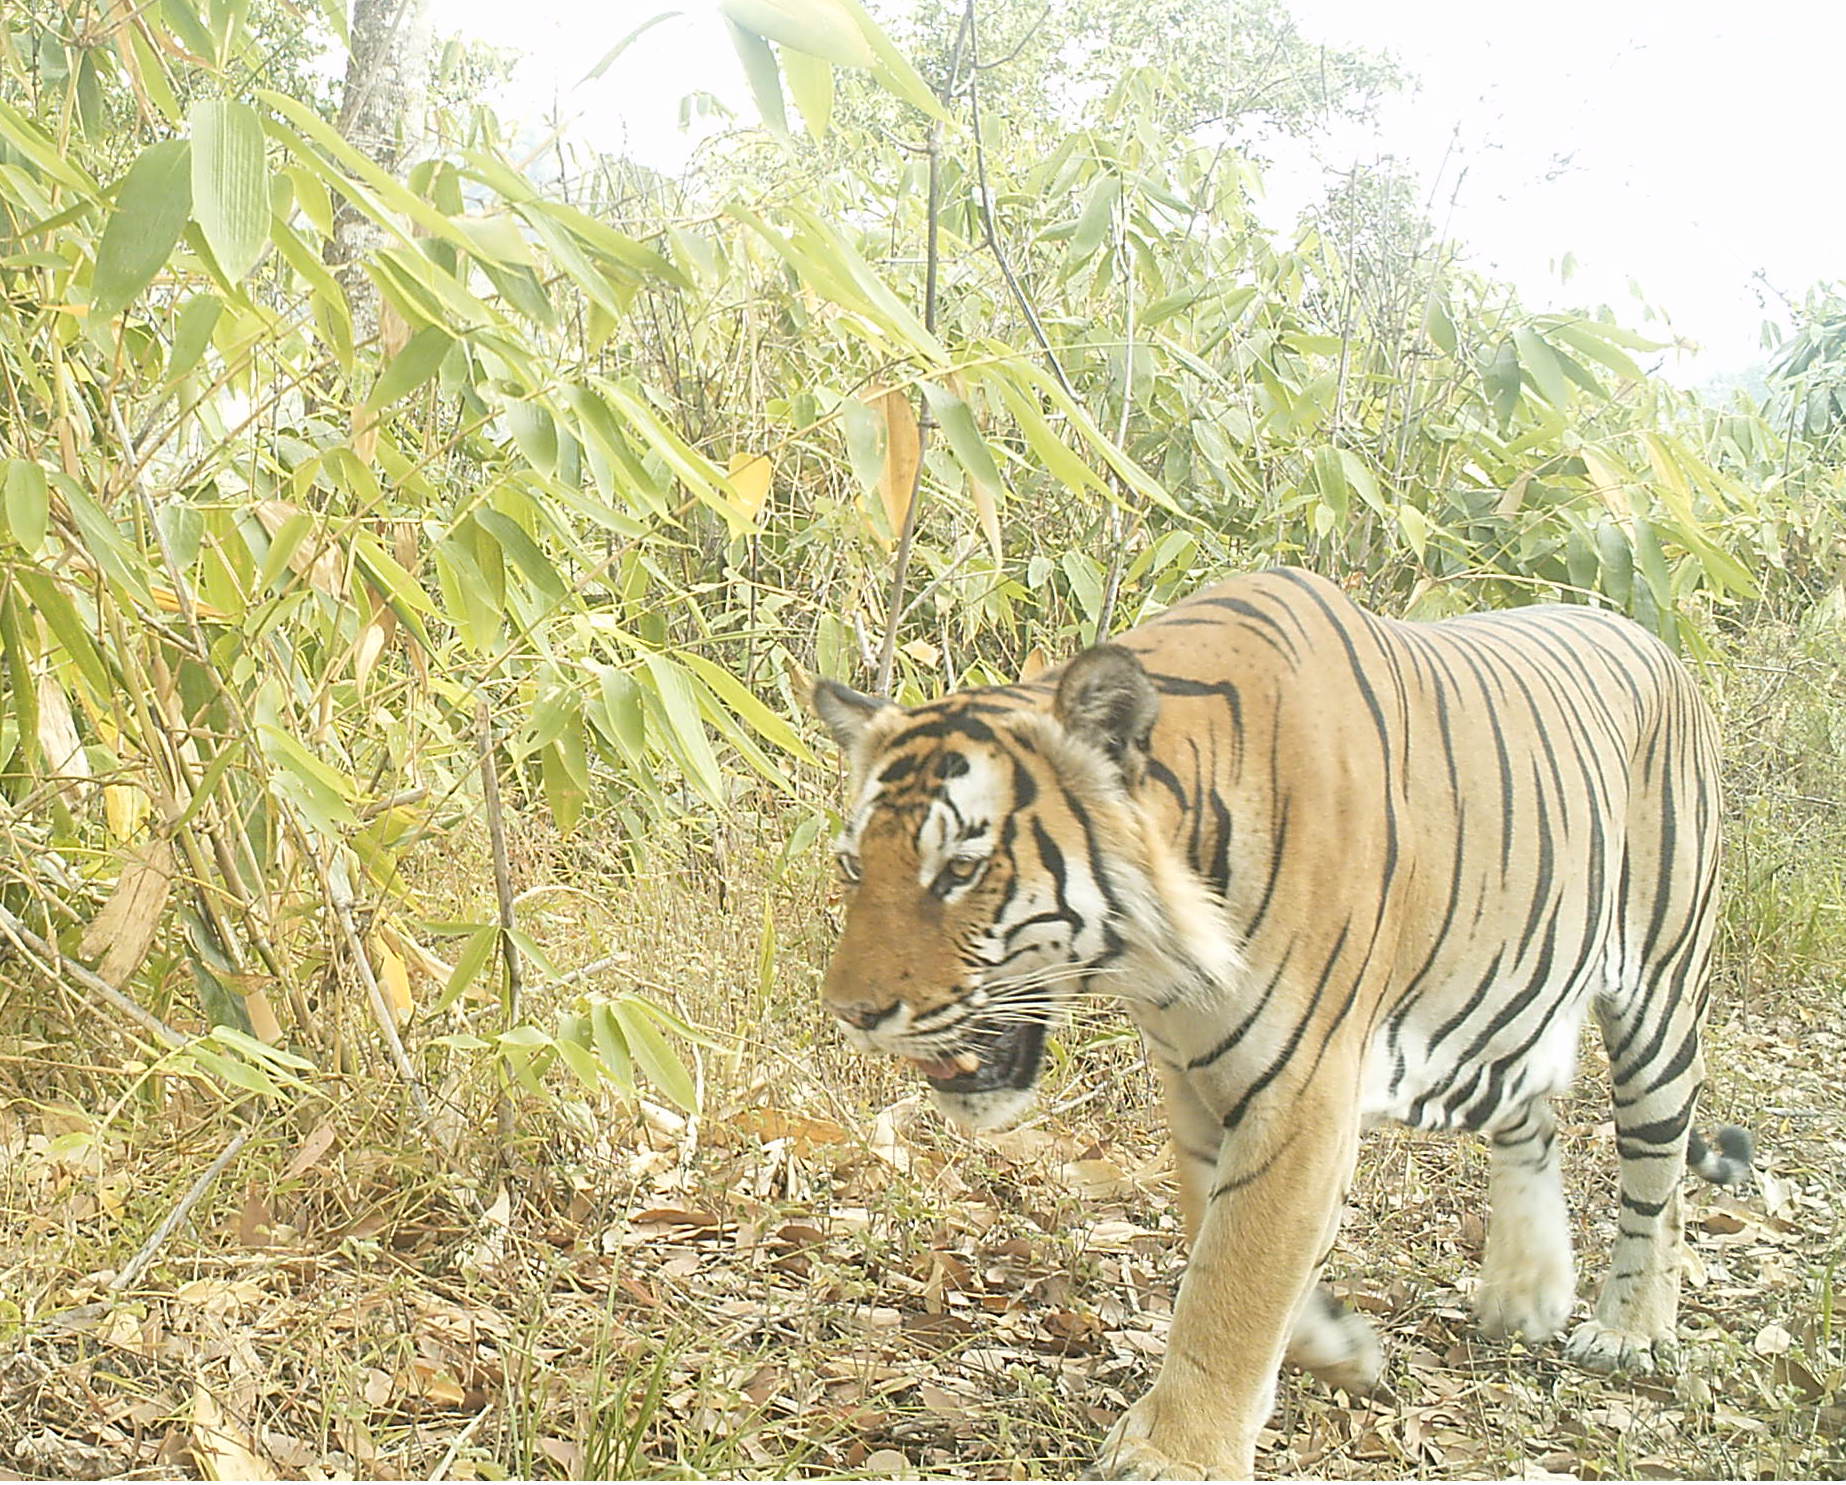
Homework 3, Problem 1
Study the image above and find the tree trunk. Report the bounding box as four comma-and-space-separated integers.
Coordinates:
328, 0, 433, 342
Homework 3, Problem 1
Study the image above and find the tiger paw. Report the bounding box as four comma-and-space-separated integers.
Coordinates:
1564, 1320, 1680, 1376
1475, 1256, 1574, 1343
1086, 1402, 1245, 1480
1287, 1290, 1385, 1394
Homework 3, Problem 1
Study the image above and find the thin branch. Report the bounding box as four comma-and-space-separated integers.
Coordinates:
109, 1129, 250, 1293
476, 700, 524, 1150
0, 901, 186, 1049
873, 10, 971, 697
1094, 196, 1139, 641
326, 858, 438, 1137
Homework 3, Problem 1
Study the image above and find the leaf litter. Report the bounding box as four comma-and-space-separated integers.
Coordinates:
3, 796, 1843, 1480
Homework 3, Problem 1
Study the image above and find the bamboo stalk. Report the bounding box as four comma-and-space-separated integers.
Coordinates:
476, 698, 523, 1151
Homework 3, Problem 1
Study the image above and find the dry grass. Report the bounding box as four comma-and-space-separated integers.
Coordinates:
2, 624, 1844, 1481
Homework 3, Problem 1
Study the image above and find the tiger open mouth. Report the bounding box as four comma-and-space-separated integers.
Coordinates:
904, 1019, 1049, 1094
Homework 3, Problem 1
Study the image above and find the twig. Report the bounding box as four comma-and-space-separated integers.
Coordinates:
326, 859, 438, 1136
476, 699, 524, 1150
0, 901, 186, 1049
108, 1128, 250, 1292
427, 1404, 493, 1481
1093, 195, 1139, 641
872, 10, 972, 697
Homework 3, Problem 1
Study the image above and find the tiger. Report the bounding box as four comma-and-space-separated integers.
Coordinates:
804, 566, 1753, 1479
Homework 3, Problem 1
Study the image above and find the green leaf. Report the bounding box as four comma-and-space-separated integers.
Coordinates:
59, 479, 154, 605
3, 461, 49, 553
919, 381, 1004, 492
726, 18, 789, 136
475, 508, 565, 605
15, 568, 111, 698
212, 1025, 314, 1072
92, 139, 193, 319
783, 47, 835, 138
1068, 174, 1120, 266
721, 0, 874, 65
1423, 294, 1458, 355
590, 1001, 636, 1094
839, 393, 885, 492
255, 507, 316, 593
507, 401, 559, 477
1513, 326, 1570, 408
1313, 446, 1349, 521
826, 0, 949, 120
189, 99, 270, 283
189, 1044, 282, 1100
674, 649, 816, 762
596, 666, 647, 760
1596, 521, 1634, 609
613, 997, 699, 1112
258, 725, 357, 835
433, 924, 498, 1014
541, 727, 589, 834
643, 653, 726, 808
1484, 337, 1522, 427
364, 325, 453, 410
166, 292, 222, 383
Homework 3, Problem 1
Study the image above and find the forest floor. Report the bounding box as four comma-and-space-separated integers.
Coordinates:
2, 622, 1844, 1481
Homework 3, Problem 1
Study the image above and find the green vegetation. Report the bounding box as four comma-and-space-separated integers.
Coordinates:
0, 0, 1841, 1477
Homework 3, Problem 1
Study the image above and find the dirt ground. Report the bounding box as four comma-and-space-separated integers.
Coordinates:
3, 893, 1842, 1481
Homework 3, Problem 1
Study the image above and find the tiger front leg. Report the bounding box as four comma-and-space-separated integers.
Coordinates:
1090, 1089, 1361, 1479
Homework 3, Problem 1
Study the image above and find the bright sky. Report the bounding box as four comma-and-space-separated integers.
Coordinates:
435, 0, 1845, 383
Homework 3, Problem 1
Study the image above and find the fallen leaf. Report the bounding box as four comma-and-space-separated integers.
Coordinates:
191, 1385, 275, 1480
1752, 1321, 1792, 1356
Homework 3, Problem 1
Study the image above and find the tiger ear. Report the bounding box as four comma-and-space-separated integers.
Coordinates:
806, 677, 894, 750
1054, 644, 1159, 779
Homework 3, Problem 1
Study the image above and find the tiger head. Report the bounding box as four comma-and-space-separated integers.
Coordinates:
807, 645, 1178, 1133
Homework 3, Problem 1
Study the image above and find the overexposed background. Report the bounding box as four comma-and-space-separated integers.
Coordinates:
433, 0, 1846, 384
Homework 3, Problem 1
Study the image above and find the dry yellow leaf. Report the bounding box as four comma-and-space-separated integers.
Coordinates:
191, 1385, 276, 1481
900, 638, 940, 668
378, 296, 411, 360
375, 921, 454, 986
36, 672, 89, 787
103, 782, 148, 841
80, 839, 173, 988
373, 936, 413, 1023
353, 618, 388, 692
971, 473, 1003, 560
253, 499, 346, 597
727, 451, 773, 523
874, 389, 920, 535
350, 402, 379, 465
733, 1106, 851, 1153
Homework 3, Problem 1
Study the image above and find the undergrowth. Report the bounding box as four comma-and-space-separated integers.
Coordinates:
2, 617, 1843, 1480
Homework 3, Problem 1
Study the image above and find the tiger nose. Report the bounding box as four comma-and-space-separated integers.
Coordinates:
835, 1001, 897, 1031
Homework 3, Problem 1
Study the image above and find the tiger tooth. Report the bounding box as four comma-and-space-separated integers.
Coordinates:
954, 1051, 982, 1074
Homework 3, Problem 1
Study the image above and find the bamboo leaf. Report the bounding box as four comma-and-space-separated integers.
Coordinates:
92, 139, 192, 318
726, 18, 789, 137
643, 653, 726, 808
783, 47, 835, 138
721, 0, 874, 65
189, 99, 269, 283
3, 461, 50, 553
874, 389, 920, 533
364, 325, 453, 410
612, 997, 699, 1112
